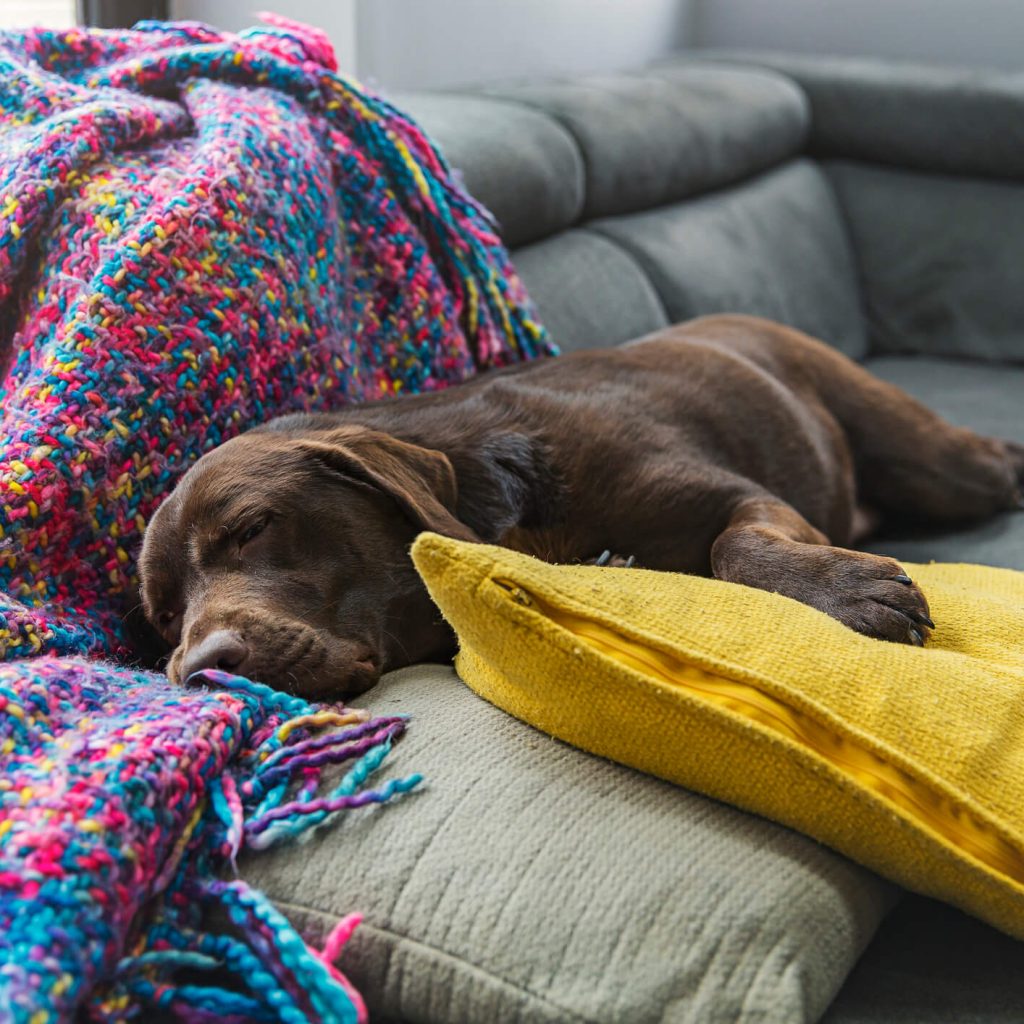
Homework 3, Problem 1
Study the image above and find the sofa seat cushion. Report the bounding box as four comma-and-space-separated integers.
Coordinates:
481, 63, 809, 220
682, 51, 1024, 181
510, 229, 669, 352
591, 160, 867, 358
862, 357, 1024, 570
395, 93, 584, 247
823, 894, 1024, 1023
830, 163, 1024, 363
239, 664, 893, 1024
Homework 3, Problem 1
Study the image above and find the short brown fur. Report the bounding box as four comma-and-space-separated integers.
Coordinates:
139, 315, 1024, 697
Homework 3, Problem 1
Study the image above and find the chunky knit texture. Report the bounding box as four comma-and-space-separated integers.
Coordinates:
0, 16, 549, 659
0, 17, 550, 1022
0, 662, 422, 1022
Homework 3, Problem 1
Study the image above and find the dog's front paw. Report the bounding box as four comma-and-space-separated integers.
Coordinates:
811, 550, 934, 646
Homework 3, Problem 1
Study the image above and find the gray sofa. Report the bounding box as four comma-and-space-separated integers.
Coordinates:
240, 53, 1024, 1022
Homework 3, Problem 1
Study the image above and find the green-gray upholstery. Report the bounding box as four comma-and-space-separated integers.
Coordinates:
392, 93, 584, 247
866, 358, 1024, 441
687, 50, 1024, 181
512, 229, 669, 351
242, 53, 1024, 1023
862, 358, 1024, 570
480, 64, 809, 219
242, 664, 892, 1024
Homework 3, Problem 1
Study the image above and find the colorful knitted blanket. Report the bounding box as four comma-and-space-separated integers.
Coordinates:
0, 17, 550, 1022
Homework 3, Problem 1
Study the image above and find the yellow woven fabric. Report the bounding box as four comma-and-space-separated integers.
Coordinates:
411, 533, 1024, 939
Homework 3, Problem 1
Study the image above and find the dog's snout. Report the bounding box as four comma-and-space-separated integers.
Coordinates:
179, 629, 249, 683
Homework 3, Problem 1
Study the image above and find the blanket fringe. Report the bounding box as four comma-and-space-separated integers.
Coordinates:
100, 673, 422, 1024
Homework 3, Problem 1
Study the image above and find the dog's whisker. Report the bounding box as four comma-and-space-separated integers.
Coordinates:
379, 627, 411, 665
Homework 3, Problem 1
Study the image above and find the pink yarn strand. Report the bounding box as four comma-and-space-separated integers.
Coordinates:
319, 914, 367, 1024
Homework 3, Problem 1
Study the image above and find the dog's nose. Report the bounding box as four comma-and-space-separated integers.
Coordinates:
179, 629, 249, 683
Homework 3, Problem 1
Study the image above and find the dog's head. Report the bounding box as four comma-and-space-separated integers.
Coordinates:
138, 424, 479, 698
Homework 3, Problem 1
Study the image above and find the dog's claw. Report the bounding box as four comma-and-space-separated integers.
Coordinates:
907, 610, 936, 629
590, 550, 637, 569
894, 574, 913, 585
909, 627, 924, 646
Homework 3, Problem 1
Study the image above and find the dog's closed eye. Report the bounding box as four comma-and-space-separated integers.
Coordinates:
156, 610, 183, 645
237, 521, 266, 548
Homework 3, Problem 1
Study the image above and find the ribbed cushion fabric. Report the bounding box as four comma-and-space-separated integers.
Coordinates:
240, 664, 893, 1024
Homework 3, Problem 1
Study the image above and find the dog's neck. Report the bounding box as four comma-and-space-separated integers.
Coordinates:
443, 431, 567, 544
321, 402, 569, 545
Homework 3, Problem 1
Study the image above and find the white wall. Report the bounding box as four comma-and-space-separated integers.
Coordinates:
0, 0, 76, 29
170, 0, 694, 88
692, 0, 1024, 70
355, 0, 693, 90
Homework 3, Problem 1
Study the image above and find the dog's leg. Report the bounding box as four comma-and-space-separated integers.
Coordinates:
796, 338, 1023, 525
711, 495, 933, 645
844, 397, 1022, 527
694, 317, 1021, 527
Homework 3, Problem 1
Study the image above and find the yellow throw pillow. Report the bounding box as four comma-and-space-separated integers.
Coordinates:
411, 533, 1024, 940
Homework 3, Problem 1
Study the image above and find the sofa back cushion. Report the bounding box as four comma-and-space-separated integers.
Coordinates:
403, 65, 870, 356
511, 229, 670, 351
830, 162, 1024, 363
592, 159, 867, 357
510, 158, 866, 357
689, 51, 1024, 182
481, 63, 809, 220
407, 56, 1024, 364
394, 93, 584, 248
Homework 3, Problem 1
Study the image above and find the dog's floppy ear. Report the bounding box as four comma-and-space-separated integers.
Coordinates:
297, 427, 480, 542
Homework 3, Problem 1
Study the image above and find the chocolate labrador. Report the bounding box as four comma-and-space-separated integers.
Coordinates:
139, 315, 1024, 697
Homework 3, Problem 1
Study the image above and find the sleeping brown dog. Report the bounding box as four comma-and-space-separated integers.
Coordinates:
139, 314, 1024, 698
